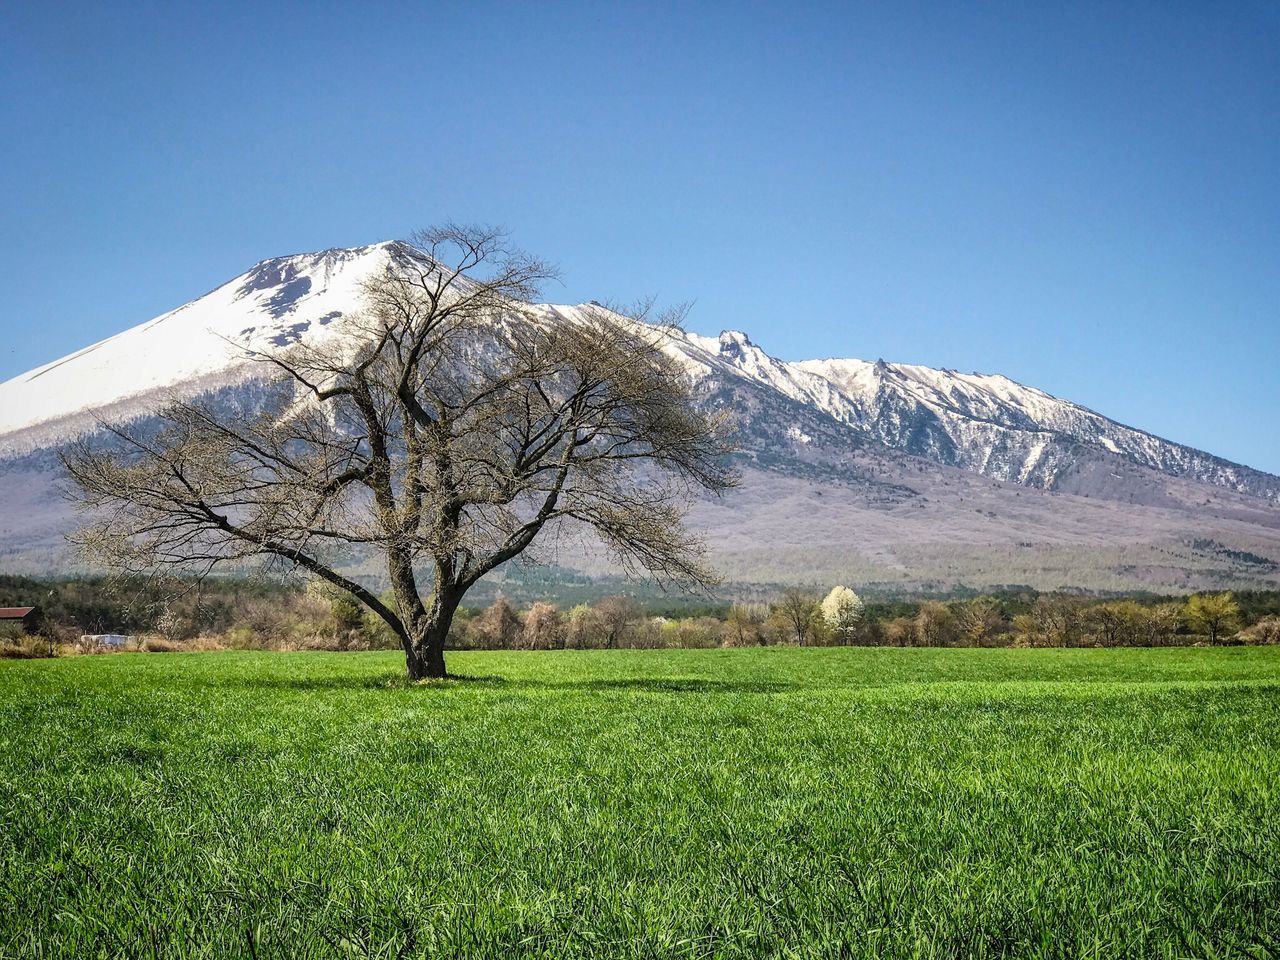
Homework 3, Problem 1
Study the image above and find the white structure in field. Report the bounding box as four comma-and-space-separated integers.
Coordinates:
80, 634, 133, 648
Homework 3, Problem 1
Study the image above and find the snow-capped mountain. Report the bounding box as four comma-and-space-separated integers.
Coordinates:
0, 244, 385, 449
698, 335, 1277, 500
0, 240, 1276, 503
1, 241, 1278, 593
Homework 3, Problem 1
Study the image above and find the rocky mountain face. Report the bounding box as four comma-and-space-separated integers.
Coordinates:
670, 329, 1279, 502
1, 242, 1278, 593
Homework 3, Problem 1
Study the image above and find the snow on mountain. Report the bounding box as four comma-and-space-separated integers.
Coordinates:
0, 244, 393, 443
784, 356, 1273, 498
0, 242, 1277, 508
660, 328, 1278, 502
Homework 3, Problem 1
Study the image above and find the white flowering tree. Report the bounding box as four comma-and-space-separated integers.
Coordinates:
820, 586, 864, 644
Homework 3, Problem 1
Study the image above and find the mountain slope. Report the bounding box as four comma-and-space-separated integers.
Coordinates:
2, 240, 1274, 502
794, 356, 1270, 498
1, 241, 1277, 592
671, 328, 1280, 501
0, 244, 387, 452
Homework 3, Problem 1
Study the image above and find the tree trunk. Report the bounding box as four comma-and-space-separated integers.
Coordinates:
385, 548, 460, 680
406, 633, 448, 680
403, 588, 461, 681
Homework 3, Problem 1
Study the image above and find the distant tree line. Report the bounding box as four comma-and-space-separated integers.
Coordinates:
2, 574, 1279, 657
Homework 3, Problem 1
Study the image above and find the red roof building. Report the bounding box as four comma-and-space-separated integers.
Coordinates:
0, 606, 41, 630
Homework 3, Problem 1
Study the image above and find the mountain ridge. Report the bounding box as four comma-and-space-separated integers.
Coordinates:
1, 240, 1275, 505
1, 242, 1277, 593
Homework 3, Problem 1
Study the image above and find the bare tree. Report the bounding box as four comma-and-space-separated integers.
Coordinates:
519, 601, 565, 650
951, 596, 1005, 646
471, 595, 522, 650
725, 603, 767, 646
773, 590, 818, 645
1138, 602, 1182, 647
63, 225, 737, 679
1086, 601, 1142, 647
913, 601, 960, 647
1020, 594, 1089, 647
592, 595, 644, 648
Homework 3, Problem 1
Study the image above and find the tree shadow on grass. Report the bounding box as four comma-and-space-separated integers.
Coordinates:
213, 673, 412, 692
216, 673, 794, 695
378, 674, 796, 694
407, 674, 796, 694
550, 677, 794, 694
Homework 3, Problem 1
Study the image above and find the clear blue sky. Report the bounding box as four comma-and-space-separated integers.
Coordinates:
2, 1, 1277, 471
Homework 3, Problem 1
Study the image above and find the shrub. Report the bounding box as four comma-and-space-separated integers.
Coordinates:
444, 605, 474, 649
664, 616, 722, 649
1183, 592, 1242, 644
1241, 616, 1280, 645
520, 602, 565, 650
592, 596, 645, 648
914, 601, 961, 647
564, 604, 595, 649
462, 596, 522, 650
0, 635, 54, 659
724, 604, 768, 646
223, 625, 266, 650
300, 635, 344, 652
627, 618, 664, 649
363, 590, 404, 650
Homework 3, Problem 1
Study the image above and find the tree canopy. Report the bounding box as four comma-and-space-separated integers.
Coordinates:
64, 225, 737, 678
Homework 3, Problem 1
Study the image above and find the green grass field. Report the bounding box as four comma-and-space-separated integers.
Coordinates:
3, 647, 1279, 958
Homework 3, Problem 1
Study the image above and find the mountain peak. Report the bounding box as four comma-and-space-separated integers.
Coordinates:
717, 330, 754, 358
0, 242, 394, 442
0, 242, 1276, 506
